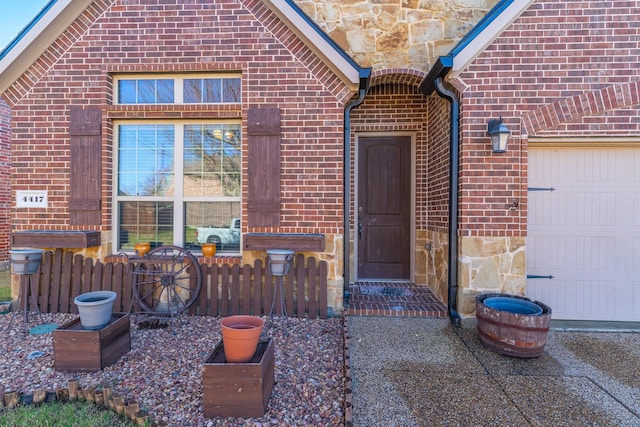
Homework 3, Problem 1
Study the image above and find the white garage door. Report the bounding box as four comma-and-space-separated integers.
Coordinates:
527, 146, 640, 321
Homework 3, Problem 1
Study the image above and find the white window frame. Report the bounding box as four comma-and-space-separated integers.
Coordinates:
113, 73, 242, 105
113, 119, 242, 253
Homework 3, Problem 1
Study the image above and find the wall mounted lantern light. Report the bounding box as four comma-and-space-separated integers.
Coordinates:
487, 117, 511, 153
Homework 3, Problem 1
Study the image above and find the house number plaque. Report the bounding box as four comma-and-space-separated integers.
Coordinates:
16, 190, 48, 208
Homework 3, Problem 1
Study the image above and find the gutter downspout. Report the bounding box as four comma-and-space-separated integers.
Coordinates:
434, 77, 462, 328
343, 69, 371, 306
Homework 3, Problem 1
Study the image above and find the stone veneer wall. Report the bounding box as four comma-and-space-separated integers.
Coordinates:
422, 232, 527, 317
422, 230, 449, 304
457, 236, 526, 316
294, 0, 499, 71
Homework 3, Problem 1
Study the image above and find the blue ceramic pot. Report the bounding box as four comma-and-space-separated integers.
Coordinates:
483, 296, 543, 315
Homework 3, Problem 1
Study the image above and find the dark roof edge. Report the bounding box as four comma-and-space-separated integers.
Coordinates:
448, 0, 515, 58
262, 0, 367, 86
0, 0, 57, 61
281, 0, 362, 72
420, 0, 533, 93
419, 56, 453, 96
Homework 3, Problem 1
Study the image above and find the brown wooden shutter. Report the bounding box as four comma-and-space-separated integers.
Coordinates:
247, 107, 281, 227
69, 107, 102, 225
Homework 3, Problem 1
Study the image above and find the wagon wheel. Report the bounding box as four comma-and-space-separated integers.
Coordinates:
133, 245, 202, 316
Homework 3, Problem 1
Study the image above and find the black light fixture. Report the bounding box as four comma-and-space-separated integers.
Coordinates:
487, 117, 510, 153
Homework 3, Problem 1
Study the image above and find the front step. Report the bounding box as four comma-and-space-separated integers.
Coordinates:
345, 282, 447, 318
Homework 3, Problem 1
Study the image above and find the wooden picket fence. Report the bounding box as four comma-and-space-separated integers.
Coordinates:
21, 249, 328, 319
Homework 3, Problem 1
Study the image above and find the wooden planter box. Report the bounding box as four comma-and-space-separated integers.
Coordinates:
243, 232, 324, 251
11, 230, 101, 248
203, 338, 275, 418
53, 313, 131, 372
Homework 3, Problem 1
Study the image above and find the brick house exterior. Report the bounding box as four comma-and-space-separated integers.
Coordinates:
423, 0, 640, 321
1, 0, 638, 321
0, 99, 10, 262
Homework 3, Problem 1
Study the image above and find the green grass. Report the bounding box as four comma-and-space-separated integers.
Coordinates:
0, 268, 10, 301
0, 271, 139, 426
0, 400, 137, 426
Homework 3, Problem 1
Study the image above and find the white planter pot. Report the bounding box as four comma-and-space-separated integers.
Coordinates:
10, 249, 44, 275
266, 249, 294, 276
74, 291, 117, 330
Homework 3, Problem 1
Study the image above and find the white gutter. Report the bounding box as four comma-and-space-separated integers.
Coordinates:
263, 0, 361, 87
0, 0, 94, 95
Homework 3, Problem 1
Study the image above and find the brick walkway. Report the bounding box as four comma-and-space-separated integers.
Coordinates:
345, 282, 447, 317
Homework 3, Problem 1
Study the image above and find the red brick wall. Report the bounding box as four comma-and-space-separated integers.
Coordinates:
349, 80, 454, 235
349, 81, 429, 228
3, 0, 352, 244
426, 96, 450, 233
0, 99, 10, 261
455, 0, 640, 237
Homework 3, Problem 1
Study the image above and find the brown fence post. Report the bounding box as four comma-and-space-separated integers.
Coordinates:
194, 264, 208, 316
319, 260, 328, 319
230, 264, 241, 315
252, 260, 263, 316
49, 250, 67, 313
112, 262, 125, 312
37, 250, 54, 313
209, 264, 219, 317
70, 254, 84, 311
241, 264, 251, 315
58, 252, 73, 313
308, 258, 317, 317
264, 266, 272, 317
296, 256, 306, 317
80, 257, 93, 297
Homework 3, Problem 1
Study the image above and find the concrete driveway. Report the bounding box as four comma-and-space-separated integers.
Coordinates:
345, 317, 640, 426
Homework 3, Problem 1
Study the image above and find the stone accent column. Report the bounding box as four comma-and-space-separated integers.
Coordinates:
320, 233, 344, 315
422, 230, 449, 305
457, 236, 526, 316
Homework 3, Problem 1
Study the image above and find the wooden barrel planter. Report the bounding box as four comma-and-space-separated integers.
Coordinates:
476, 293, 552, 358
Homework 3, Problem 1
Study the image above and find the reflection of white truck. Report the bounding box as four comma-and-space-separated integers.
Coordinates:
196, 218, 241, 249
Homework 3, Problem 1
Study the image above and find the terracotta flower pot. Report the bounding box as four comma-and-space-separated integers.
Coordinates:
220, 315, 264, 363
201, 243, 216, 258
134, 242, 151, 257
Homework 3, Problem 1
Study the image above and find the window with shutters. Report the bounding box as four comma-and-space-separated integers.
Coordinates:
115, 121, 241, 253
112, 74, 284, 253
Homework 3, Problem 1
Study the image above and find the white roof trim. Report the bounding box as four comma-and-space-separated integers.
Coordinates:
0, 0, 93, 95
1, 0, 362, 95
263, 0, 361, 86
451, 0, 534, 76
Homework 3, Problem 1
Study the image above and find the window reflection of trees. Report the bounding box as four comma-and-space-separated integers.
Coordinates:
184, 78, 241, 104
116, 74, 242, 251
118, 76, 240, 105
183, 124, 241, 197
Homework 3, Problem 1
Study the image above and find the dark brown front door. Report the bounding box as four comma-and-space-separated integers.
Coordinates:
357, 136, 411, 279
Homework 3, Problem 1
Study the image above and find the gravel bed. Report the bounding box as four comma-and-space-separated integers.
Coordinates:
0, 312, 345, 426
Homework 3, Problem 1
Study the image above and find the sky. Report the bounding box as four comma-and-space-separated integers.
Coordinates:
0, 0, 52, 52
